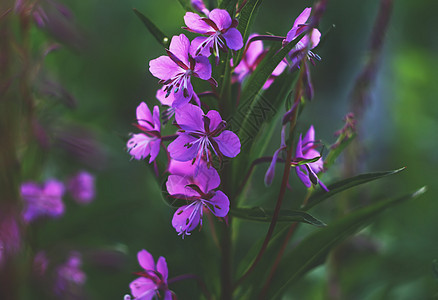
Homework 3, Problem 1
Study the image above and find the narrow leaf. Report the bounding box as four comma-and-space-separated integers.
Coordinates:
265, 186, 427, 299
175, 0, 194, 12
231, 207, 326, 227
302, 167, 406, 210
323, 132, 356, 169
133, 8, 170, 48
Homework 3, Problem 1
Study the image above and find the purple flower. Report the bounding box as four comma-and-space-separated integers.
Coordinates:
156, 86, 201, 123
20, 179, 65, 222
191, 0, 210, 16
284, 8, 321, 69
167, 104, 241, 165
67, 171, 95, 204
126, 249, 173, 300
166, 162, 229, 237
233, 34, 287, 89
295, 126, 328, 191
0, 214, 21, 267
54, 252, 86, 297
184, 9, 243, 63
127, 102, 162, 163
149, 34, 213, 108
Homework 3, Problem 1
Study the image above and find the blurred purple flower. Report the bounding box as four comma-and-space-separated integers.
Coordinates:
20, 179, 65, 222
33, 251, 49, 276
127, 102, 162, 163
149, 34, 213, 108
0, 213, 21, 267
167, 162, 229, 237
126, 249, 173, 300
184, 9, 243, 63
295, 126, 328, 191
284, 8, 321, 70
191, 0, 210, 16
67, 171, 95, 204
167, 104, 240, 166
54, 252, 86, 297
233, 34, 287, 89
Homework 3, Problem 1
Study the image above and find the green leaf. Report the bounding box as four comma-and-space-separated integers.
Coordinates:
133, 8, 170, 48
231, 207, 326, 227
323, 132, 356, 169
233, 0, 264, 66
302, 167, 406, 210
264, 186, 427, 299
219, 0, 238, 13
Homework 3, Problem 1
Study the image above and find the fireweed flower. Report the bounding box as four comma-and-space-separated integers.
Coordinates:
184, 9, 243, 63
67, 171, 95, 204
166, 162, 229, 237
295, 126, 328, 191
167, 104, 241, 166
54, 252, 86, 297
191, 0, 210, 16
20, 179, 65, 222
127, 102, 161, 163
149, 34, 214, 108
126, 249, 173, 300
284, 7, 321, 70
233, 34, 287, 89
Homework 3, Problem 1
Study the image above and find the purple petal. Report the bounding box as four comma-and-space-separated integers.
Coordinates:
163, 290, 173, 300
20, 182, 41, 197
296, 165, 312, 188
223, 28, 243, 51
190, 36, 211, 57
149, 56, 181, 81
245, 36, 264, 66
127, 133, 152, 160
156, 256, 168, 282
169, 34, 191, 67
149, 140, 161, 163
174, 104, 204, 133
166, 175, 199, 197
67, 171, 95, 204
184, 12, 211, 34
309, 28, 321, 49
209, 191, 229, 217
156, 87, 174, 107
193, 163, 220, 193
295, 134, 304, 157
272, 60, 287, 76
205, 110, 223, 132
136, 102, 153, 130
168, 159, 198, 177
171, 82, 194, 108
293, 7, 312, 28
303, 125, 315, 147
214, 130, 241, 158
209, 9, 231, 31
194, 55, 212, 80
172, 203, 202, 236
137, 249, 155, 271
152, 105, 161, 132
264, 146, 284, 186
43, 179, 65, 197
167, 134, 199, 162
129, 277, 156, 300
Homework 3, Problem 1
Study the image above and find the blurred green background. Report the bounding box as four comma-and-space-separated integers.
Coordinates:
18, 0, 438, 298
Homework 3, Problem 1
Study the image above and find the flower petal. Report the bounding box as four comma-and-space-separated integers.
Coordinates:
223, 28, 243, 50
152, 105, 161, 132
194, 163, 220, 193
209, 190, 229, 217
209, 9, 231, 31
194, 55, 212, 80
293, 7, 312, 28
205, 110, 223, 132
149, 56, 181, 81
168, 159, 198, 176
127, 133, 152, 160
169, 34, 191, 67
129, 277, 156, 300
156, 87, 174, 107
172, 204, 202, 236
303, 125, 315, 147
137, 249, 155, 271
136, 102, 154, 130
171, 82, 194, 108
184, 12, 211, 34
190, 36, 211, 57
149, 139, 161, 163
156, 256, 168, 282
167, 134, 200, 162
174, 104, 204, 133
166, 174, 199, 197
296, 165, 312, 188
214, 130, 241, 158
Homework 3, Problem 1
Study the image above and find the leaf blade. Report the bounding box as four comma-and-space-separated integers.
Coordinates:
133, 8, 170, 48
